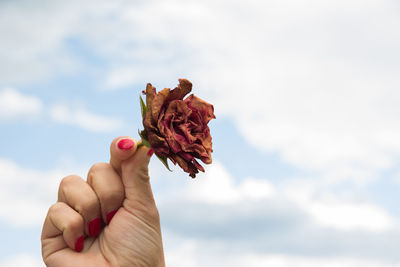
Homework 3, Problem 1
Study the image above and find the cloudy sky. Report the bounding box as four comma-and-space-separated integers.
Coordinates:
1, 0, 400, 266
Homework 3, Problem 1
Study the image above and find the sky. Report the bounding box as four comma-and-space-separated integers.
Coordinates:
1, 0, 400, 266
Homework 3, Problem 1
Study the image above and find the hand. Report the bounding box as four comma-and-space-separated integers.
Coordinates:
41, 136, 165, 267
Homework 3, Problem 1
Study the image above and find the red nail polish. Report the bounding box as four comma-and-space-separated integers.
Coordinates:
88, 217, 102, 237
106, 209, 118, 224
117, 139, 134, 150
147, 148, 154, 157
75, 235, 84, 252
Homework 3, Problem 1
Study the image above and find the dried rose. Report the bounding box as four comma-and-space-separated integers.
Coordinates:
139, 79, 215, 178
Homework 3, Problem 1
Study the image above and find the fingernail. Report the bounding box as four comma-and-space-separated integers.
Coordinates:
106, 209, 118, 224
75, 235, 84, 252
117, 139, 134, 150
88, 217, 102, 237
147, 148, 154, 157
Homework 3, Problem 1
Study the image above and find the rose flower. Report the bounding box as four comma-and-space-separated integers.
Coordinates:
142, 79, 215, 178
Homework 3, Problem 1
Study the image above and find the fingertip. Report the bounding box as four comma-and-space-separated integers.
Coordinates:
75, 235, 84, 252
110, 136, 137, 171
117, 138, 135, 150
114, 136, 137, 152
106, 209, 118, 225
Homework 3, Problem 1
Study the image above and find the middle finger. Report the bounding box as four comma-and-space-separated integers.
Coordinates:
87, 162, 124, 225
58, 175, 102, 237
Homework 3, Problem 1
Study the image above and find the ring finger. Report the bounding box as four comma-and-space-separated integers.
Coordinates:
58, 175, 102, 237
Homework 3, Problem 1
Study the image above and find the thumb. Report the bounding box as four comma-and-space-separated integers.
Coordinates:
109, 136, 155, 205
119, 142, 155, 206
110, 136, 138, 174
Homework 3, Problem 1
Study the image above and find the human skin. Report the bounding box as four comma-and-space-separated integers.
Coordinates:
41, 136, 165, 267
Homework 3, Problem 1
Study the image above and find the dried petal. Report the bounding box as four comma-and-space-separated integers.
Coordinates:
142, 79, 215, 178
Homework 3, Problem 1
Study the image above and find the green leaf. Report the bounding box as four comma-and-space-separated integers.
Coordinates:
156, 154, 172, 172
137, 129, 172, 171
137, 129, 150, 148
138, 129, 147, 139
139, 95, 147, 119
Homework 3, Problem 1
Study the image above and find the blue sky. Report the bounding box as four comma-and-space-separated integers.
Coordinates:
1, 0, 400, 266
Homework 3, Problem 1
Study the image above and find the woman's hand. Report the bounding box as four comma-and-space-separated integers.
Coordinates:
41, 136, 165, 267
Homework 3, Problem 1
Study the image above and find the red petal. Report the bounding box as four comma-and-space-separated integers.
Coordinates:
184, 94, 216, 124
167, 79, 192, 102
192, 158, 205, 173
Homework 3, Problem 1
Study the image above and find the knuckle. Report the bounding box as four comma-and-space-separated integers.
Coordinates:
64, 215, 83, 232
58, 175, 83, 200
140, 173, 150, 183
87, 162, 110, 183
122, 161, 150, 183
100, 189, 124, 204
60, 175, 82, 188
121, 161, 150, 180
89, 162, 110, 175
136, 164, 150, 182
75, 197, 99, 217
48, 202, 65, 215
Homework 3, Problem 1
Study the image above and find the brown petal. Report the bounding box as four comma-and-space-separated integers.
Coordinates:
201, 129, 213, 152
201, 154, 212, 164
167, 79, 192, 102
170, 154, 199, 178
188, 112, 203, 132
184, 94, 216, 124
192, 158, 205, 173
166, 133, 184, 153
157, 109, 167, 136
178, 123, 197, 144
180, 142, 207, 158
175, 100, 193, 118
144, 83, 156, 109
143, 116, 158, 134
154, 146, 170, 157
200, 132, 213, 164
152, 88, 170, 123
159, 106, 184, 153
178, 151, 194, 162
147, 131, 169, 151
143, 83, 157, 130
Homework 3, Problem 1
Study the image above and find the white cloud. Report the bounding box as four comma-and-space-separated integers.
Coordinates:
232, 253, 400, 267
0, 1, 81, 84
0, 254, 44, 267
0, 156, 397, 263
163, 232, 400, 267
105, 67, 138, 90
95, 0, 400, 185
4, 0, 400, 185
2, 0, 400, 264
49, 104, 123, 132
187, 161, 275, 204
283, 178, 395, 232
164, 238, 198, 267
305, 200, 394, 232
43, 0, 400, 185
0, 88, 42, 119
161, 161, 396, 233
181, 0, 400, 184
0, 158, 85, 227
183, 161, 394, 232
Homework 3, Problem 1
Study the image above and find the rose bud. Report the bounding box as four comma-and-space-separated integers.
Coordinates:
141, 79, 215, 178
